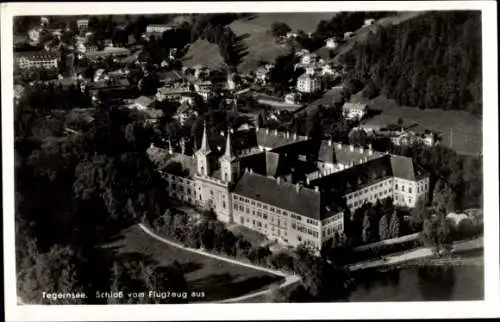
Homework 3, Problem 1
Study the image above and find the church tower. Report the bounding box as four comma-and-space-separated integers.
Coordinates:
219, 129, 240, 183
195, 121, 211, 176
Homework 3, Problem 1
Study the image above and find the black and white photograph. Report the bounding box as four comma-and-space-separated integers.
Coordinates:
2, 1, 499, 321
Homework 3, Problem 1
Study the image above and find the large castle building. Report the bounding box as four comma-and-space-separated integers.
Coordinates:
148, 123, 430, 252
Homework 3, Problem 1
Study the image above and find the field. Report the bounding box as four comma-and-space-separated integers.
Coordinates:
352, 94, 482, 156
231, 12, 338, 73
103, 225, 283, 302
182, 13, 337, 73
182, 39, 225, 69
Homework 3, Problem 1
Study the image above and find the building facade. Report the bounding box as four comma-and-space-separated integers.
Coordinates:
297, 73, 322, 93
146, 24, 173, 33
342, 102, 368, 120
151, 125, 429, 252
77, 19, 89, 30
15, 52, 59, 70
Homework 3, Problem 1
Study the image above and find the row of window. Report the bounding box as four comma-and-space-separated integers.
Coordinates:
395, 195, 413, 204
347, 180, 391, 200
323, 213, 343, 225
306, 218, 318, 225
323, 222, 343, 237
292, 223, 319, 238
348, 189, 392, 209
239, 216, 288, 237
232, 194, 300, 221
394, 183, 412, 193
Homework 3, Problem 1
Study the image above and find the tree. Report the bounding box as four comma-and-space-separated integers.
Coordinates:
378, 214, 389, 240
388, 211, 401, 238
271, 22, 291, 38
17, 244, 86, 304
361, 214, 372, 244
421, 213, 453, 255
410, 196, 429, 231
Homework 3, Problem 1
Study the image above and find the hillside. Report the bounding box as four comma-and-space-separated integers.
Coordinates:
182, 13, 337, 73
340, 11, 482, 115
182, 39, 225, 69
230, 13, 337, 73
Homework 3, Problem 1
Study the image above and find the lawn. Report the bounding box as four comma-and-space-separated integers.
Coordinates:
230, 13, 338, 73
103, 225, 283, 302
182, 39, 225, 69
181, 13, 338, 74
352, 94, 482, 156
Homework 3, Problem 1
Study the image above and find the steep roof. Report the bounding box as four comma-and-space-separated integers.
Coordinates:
342, 102, 368, 111
311, 154, 394, 196
233, 172, 322, 219
311, 154, 428, 196
133, 95, 154, 108
147, 145, 196, 178
317, 141, 383, 165
15, 51, 59, 60
390, 154, 427, 181
255, 128, 309, 150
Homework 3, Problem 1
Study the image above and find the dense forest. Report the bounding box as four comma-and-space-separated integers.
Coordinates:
340, 11, 482, 115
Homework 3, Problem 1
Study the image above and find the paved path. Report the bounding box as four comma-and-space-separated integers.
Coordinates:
137, 224, 301, 302
348, 237, 483, 271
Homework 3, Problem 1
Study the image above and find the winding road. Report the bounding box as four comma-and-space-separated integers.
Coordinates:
347, 237, 483, 271
137, 223, 301, 303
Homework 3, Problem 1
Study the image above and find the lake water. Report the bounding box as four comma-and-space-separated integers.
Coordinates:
349, 264, 484, 301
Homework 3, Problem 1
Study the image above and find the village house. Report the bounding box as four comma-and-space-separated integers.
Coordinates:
173, 101, 198, 126
227, 73, 240, 90
325, 37, 338, 49
15, 51, 59, 70
391, 131, 437, 147
77, 19, 89, 30
146, 24, 173, 34
194, 81, 215, 102
193, 65, 211, 80
342, 102, 368, 121
84, 47, 131, 61
284, 92, 302, 105
300, 53, 318, 65
297, 73, 322, 93
255, 64, 274, 85
364, 18, 376, 26
156, 85, 193, 104
344, 31, 354, 39
129, 95, 154, 111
